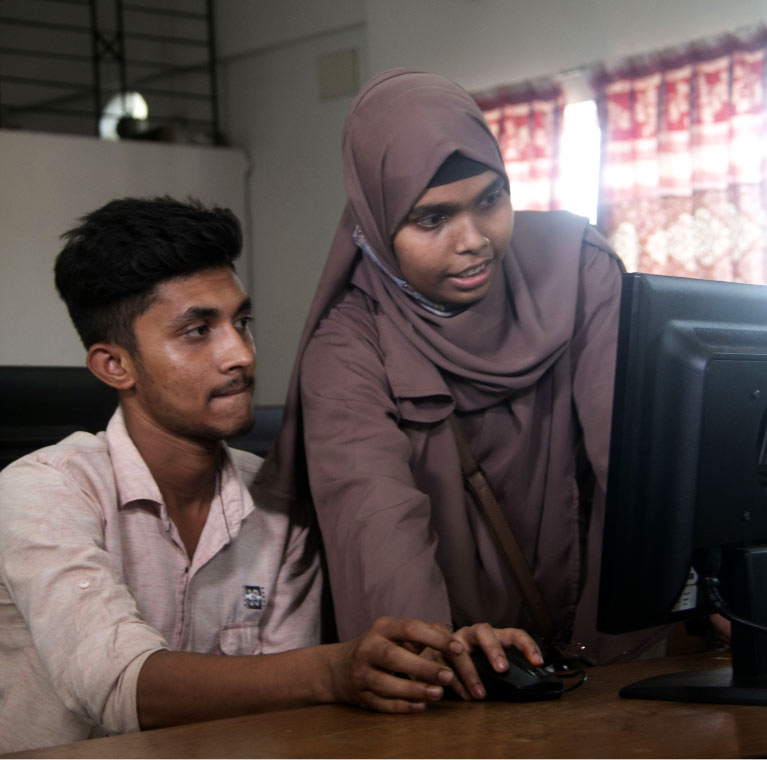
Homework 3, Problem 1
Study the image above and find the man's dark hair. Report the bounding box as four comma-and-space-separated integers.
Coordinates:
55, 196, 242, 353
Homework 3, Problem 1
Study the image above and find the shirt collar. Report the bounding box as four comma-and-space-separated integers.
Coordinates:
106, 407, 164, 509
105, 408, 254, 534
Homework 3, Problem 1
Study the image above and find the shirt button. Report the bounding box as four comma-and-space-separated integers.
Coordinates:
78, 580, 91, 589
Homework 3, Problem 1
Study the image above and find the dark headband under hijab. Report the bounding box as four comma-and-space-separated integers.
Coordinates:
427, 153, 491, 188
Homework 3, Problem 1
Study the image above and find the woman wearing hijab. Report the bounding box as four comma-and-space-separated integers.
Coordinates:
260, 69, 662, 667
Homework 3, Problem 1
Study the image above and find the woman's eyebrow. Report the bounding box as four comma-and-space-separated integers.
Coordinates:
406, 200, 456, 219
477, 175, 506, 197
407, 176, 506, 220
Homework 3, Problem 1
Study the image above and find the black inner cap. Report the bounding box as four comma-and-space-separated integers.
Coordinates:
427, 152, 491, 188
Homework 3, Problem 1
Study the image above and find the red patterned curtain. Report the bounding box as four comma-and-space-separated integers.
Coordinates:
475, 81, 565, 211
595, 27, 767, 283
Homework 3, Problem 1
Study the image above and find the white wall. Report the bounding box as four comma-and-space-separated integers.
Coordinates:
216, 0, 366, 404
215, 0, 364, 58
0, 130, 247, 368
365, 0, 767, 91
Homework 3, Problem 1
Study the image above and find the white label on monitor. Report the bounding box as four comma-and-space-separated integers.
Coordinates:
671, 567, 699, 612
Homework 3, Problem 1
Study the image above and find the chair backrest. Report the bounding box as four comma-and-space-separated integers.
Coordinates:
0, 366, 284, 470
0, 366, 117, 471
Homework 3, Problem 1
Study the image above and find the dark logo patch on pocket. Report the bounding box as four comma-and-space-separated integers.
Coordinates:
243, 585, 265, 610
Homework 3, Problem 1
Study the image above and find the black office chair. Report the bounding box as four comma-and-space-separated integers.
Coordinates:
0, 366, 284, 471
0, 366, 117, 471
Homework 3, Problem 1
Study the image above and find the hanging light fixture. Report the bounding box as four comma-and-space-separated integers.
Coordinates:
99, 91, 149, 141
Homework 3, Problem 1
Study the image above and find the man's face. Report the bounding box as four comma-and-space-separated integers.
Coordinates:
127, 266, 256, 443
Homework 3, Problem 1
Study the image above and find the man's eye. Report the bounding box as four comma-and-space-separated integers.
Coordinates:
416, 213, 446, 229
236, 316, 253, 332
185, 325, 209, 338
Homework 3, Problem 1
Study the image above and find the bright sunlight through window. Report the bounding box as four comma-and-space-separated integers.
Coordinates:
558, 100, 601, 224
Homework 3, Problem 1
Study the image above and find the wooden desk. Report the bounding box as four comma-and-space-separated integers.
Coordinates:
5, 651, 766, 759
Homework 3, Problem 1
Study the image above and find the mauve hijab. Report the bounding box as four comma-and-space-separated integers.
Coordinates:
260, 68, 585, 496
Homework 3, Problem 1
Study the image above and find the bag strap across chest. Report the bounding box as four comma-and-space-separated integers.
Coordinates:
447, 412, 557, 640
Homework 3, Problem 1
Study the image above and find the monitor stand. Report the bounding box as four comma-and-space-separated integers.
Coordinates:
620, 666, 767, 705
621, 546, 767, 705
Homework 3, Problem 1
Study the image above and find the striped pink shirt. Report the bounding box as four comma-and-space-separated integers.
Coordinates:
0, 408, 321, 753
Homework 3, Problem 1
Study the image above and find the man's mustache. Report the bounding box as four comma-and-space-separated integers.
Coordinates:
209, 374, 255, 399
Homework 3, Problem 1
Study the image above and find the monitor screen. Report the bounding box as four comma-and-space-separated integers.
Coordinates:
598, 272, 767, 704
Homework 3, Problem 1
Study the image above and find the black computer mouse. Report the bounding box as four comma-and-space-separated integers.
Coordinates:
470, 647, 565, 701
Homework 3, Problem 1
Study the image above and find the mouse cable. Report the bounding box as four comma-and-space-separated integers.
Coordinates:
546, 666, 587, 692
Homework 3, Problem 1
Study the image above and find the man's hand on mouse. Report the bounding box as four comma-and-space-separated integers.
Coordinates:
327, 616, 466, 712
417, 622, 543, 701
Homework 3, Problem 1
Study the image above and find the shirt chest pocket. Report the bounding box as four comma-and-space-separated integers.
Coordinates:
218, 620, 262, 655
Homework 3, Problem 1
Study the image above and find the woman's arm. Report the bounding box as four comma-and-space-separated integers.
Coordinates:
300, 295, 452, 641
570, 233, 625, 490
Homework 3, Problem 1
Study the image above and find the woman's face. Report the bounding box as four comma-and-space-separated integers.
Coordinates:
392, 170, 513, 306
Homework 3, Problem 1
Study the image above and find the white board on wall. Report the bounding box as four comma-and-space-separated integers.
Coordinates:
0, 129, 248, 368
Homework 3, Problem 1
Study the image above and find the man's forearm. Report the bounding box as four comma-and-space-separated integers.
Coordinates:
136, 617, 477, 729
136, 645, 342, 730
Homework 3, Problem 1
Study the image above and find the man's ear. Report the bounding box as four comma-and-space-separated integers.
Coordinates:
86, 343, 137, 391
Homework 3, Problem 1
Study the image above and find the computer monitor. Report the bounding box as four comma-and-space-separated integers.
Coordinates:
598, 272, 767, 704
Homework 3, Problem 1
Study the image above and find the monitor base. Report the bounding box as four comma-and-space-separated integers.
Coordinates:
620, 667, 767, 705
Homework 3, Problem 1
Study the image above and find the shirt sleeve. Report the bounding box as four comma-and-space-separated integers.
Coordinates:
299, 295, 451, 641
570, 229, 625, 491
0, 454, 168, 735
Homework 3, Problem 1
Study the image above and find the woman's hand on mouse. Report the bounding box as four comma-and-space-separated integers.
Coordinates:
418, 622, 542, 701
450, 623, 543, 700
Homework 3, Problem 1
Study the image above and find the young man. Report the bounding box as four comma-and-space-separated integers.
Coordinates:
0, 197, 539, 753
